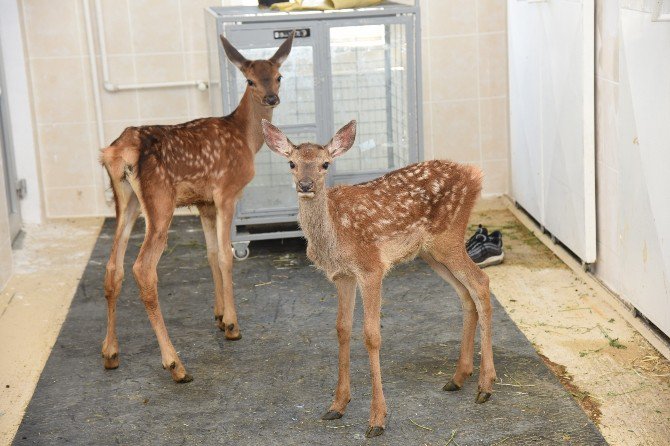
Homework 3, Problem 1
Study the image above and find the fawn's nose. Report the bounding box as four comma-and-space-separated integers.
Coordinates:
264, 94, 279, 106
298, 180, 314, 192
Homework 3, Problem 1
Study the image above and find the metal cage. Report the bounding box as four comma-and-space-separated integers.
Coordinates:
205, 3, 422, 258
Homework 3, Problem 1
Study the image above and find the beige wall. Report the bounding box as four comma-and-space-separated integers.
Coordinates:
420, 0, 508, 196
21, 0, 220, 218
21, 0, 509, 218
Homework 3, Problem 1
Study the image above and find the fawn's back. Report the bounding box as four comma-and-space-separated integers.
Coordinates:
102, 116, 254, 207
328, 160, 482, 241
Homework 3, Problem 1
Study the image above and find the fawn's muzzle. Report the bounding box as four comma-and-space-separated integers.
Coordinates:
298, 180, 314, 193
263, 95, 280, 106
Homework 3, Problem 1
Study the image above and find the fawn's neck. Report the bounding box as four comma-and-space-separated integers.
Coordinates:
298, 189, 338, 257
233, 88, 274, 154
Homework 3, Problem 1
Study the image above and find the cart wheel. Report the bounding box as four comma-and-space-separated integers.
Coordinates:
232, 243, 250, 261
582, 262, 592, 273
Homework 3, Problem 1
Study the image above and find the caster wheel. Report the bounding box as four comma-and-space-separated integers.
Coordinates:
232, 243, 250, 260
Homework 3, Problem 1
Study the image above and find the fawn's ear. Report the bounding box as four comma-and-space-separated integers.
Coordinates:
325, 120, 357, 158
269, 31, 294, 66
262, 119, 293, 158
220, 35, 250, 71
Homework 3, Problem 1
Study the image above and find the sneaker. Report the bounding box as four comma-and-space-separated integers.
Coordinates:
468, 230, 504, 268
466, 224, 488, 251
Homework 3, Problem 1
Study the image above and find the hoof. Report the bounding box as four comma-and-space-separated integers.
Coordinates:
365, 426, 384, 438
102, 352, 119, 370
215, 316, 225, 331
475, 391, 492, 404
175, 373, 193, 384
224, 323, 242, 341
442, 380, 461, 392
321, 410, 344, 420
103, 358, 119, 369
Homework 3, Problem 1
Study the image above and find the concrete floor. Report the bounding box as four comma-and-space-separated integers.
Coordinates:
0, 199, 668, 445
477, 204, 670, 446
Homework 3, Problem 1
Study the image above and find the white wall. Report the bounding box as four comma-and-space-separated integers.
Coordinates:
508, 0, 596, 263
0, 0, 42, 224
0, 142, 12, 289
594, 0, 670, 336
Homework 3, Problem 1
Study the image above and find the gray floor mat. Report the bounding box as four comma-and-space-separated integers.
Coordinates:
13, 217, 606, 445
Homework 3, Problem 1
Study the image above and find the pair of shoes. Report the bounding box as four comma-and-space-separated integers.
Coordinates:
466, 224, 488, 251
466, 225, 504, 268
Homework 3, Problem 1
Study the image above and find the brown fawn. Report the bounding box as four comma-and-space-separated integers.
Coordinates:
99, 34, 293, 383
262, 120, 496, 437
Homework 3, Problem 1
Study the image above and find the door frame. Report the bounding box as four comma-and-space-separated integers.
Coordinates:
0, 40, 22, 242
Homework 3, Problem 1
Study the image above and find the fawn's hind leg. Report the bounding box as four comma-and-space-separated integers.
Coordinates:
421, 252, 477, 391
424, 243, 496, 403
131, 182, 191, 383
102, 176, 141, 369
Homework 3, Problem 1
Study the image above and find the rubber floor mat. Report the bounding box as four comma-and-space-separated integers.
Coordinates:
13, 217, 606, 445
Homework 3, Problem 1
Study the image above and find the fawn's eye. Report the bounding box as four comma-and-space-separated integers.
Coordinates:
277, 75, 282, 82
247, 79, 254, 86
289, 161, 296, 169
322, 162, 330, 170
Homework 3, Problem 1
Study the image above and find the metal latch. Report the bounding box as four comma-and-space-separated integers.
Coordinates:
274, 28, 310, 39
16, 178, 27, 199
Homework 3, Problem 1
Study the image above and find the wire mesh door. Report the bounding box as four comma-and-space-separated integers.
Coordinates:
223, 27, 320, 219
328, 20, 414, 183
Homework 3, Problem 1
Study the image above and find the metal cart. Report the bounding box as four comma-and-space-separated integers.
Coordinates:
205, 2, 423, 259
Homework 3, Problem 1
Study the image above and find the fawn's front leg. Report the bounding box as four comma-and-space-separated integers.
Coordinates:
360, 272, 386, 438
215, 198, 241, 340
322, 276, 357, 420
198, 204, 226, 329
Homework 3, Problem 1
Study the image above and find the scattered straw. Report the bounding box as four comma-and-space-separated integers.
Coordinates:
409, 418, 432, 431
630, 354, 670, 379
254, 281, 272, 287
445, 429, 458, 445
497, 382, 535, 388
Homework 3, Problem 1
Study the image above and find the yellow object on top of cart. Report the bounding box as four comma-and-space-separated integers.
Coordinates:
270, 0, 383, 12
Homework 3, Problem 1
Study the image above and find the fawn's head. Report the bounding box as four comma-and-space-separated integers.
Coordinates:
220, 33, 294, 107
262, 120, 357, 198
